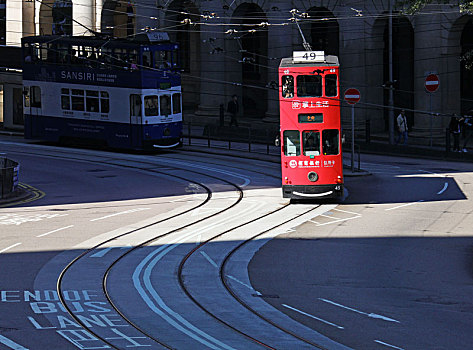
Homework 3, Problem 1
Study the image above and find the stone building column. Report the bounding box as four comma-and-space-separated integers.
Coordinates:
73, 0, 96, 35
6, 0, 22, 45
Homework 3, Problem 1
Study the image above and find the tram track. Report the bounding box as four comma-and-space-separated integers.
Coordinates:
4, 144, 333, 349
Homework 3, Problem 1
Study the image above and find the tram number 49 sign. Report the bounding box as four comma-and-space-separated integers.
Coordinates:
425, 74, 439, 93
344, 88, 361, 105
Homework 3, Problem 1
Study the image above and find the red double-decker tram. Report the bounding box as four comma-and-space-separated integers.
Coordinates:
278, 51, 343, 199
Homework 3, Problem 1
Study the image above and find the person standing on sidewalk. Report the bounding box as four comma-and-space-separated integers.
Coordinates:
449, 114, 463, 152
396, 109, 408, 145
227, 94, 239, 127
462, 111, 473, 152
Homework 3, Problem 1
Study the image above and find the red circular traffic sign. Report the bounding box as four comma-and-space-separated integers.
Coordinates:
344, 88, 361, 105
425, 74, 439, 93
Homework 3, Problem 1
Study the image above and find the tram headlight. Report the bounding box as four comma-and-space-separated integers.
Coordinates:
308, 171, 318, 182
163, 128, 171, 136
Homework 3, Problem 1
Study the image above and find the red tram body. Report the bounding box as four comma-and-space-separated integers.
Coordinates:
278, 52, 343, 199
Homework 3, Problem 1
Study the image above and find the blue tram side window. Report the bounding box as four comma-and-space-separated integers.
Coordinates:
322, 129, 339, 155
172, 93, 181, 114
100, 92, 110, 113
61, 89, 70, 110
283, 130, 300, 156
325, 74, 337, 97
71, 89, 85, 111
297, 75, 322, 97
86, 90, 99, 112
282, 75, 294, 98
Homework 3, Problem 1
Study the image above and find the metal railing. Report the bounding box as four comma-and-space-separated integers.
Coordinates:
183, 122, 280, 156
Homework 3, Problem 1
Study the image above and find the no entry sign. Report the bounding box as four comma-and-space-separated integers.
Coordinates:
425, 74, 439, 93
344, 88, 361, 104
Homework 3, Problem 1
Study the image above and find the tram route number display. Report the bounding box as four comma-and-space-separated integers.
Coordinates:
298, 113, 323, 123
293, 51, 325, 63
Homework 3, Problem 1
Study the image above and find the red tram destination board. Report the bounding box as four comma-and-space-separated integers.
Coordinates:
344, 88, 361, 105
425, 74, 439, 93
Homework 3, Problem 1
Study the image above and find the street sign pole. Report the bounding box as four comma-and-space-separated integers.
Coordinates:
351, 105, 355, 172
425, 73, 439, 148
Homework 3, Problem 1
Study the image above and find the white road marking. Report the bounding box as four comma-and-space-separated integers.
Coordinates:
0, 334, 29, 349
333, 208, 360, 215
132, 202, 262, 349
200, 251, 218, 268
319, 298, 400, 323
90, 208, 151, 222
282, 304, 344, 329
374, 340, 404, 349
0, 243, 21, 254
226, 274, 255, 291
36, 225, 74, 238
437, 182, 449, 195
385, 200, 424, 211
90, 246, 131, 258
314, 215, 361, 226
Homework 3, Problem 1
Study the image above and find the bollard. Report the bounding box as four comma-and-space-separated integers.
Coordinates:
445, 128, 448, 152
0, 153, 6, 169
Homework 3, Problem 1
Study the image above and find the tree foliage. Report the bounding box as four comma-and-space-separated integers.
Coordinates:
396, 0, 473, 14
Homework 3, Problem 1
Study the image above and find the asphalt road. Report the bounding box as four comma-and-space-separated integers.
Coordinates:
249, 153, 473, 349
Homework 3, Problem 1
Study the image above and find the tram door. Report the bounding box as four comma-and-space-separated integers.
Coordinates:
130, 94, 143, 148
24, 85, 42, 138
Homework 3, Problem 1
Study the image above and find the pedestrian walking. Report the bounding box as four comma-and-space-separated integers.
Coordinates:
227, 94, 239, 127
449, 115, 463, 152
462, 111, 473, 152
396, 109, 408, 145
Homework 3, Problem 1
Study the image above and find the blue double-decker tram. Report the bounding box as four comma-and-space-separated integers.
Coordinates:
21, 32, 182, 150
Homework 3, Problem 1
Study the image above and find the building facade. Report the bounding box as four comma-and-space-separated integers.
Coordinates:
1, 0, 472, 137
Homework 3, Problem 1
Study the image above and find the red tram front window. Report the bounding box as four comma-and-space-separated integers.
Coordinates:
322, 129, 339, 155
281, 75, 294, 98
303, 131, 320, 157
325, 74, 338, 97
283, 130, 300, 156
297, 75, 322, 97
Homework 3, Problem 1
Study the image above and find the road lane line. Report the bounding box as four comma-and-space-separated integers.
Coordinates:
315, 216, 361, 226
0, 243, 21, 254
374, 340, 404, 349
319, 298, 400, 323
282, 304, 344, 329
0, 334, 29, 349
200, 251, 218, 268
437, 182, 448, 195
36, 225, 74, 238
90, 208, 151, 222
385, 200, 424, 211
